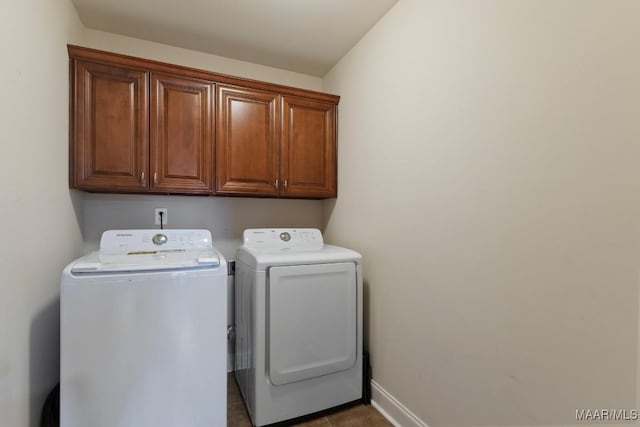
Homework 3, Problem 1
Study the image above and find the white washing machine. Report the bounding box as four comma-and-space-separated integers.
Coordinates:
60, 229, 227, 427
235, 228, 363, 426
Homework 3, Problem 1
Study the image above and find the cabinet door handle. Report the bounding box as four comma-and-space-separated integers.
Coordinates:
154, 172, 158, 185
140, 171, 145, 184
283, 179, 288, 190
274, 179, 279, 190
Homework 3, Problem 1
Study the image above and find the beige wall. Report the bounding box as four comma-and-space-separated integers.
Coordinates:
323, 1, 640, 426
0, 1, 85, 426
81, 29, 323, 91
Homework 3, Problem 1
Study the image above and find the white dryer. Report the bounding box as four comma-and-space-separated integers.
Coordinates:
235, 228, 363, 426
60, 229, 227, 427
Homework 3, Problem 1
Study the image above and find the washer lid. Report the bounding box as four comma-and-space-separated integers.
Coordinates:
71, 229, 221, 273
71, 249, 221, 273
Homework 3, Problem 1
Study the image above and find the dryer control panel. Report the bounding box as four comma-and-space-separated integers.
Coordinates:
242, 228, 324, 251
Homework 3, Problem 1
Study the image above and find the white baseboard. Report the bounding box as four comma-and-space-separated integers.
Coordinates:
371, 380, 429, 427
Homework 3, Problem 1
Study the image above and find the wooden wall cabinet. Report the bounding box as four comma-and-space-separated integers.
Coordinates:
216, 86, 280, 196
151, 73, 213, 194
69, 46, 339, 198
281, 96, 336, 198
72, 60, 149, 191
216, 87, 337, 198
71, 58, 214, 194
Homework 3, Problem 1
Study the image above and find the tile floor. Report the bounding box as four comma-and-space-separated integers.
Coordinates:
227, 375, 392, 427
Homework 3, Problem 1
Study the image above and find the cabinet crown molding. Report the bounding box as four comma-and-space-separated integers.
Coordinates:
67, 45, 340, 104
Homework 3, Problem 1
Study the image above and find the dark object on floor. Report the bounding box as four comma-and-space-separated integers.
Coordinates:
40, 383, 59, 427
362, 350, 371, 405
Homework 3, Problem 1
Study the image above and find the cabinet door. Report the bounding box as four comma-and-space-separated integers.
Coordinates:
72, 60, 148, 191
216, 86, 279, 196
150, 73, 213, 194
281, 96, 337, 198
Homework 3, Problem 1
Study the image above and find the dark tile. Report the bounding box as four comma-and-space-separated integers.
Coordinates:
327, 405, 393, 427
293, 416, 332, 426
227, 373, 243, 407
227, 401, 253, 427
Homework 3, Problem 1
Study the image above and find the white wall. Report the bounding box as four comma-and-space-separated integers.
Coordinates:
323, 1, 640, 426
0, 1, 85, 426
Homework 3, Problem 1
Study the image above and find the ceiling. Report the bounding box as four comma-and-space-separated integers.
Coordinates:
72, 0, 399, 76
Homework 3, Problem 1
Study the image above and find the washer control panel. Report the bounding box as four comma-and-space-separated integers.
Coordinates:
279, 232, 291, 242
99, 229, 213, 253
243, 228, 324, 251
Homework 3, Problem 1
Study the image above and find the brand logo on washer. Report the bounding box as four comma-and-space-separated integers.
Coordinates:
279, 232, 291, 242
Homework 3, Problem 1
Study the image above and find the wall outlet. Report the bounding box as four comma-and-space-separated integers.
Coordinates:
154, 208, 168, 226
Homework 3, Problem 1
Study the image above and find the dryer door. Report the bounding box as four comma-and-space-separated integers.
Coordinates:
267, 262, 357, 386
